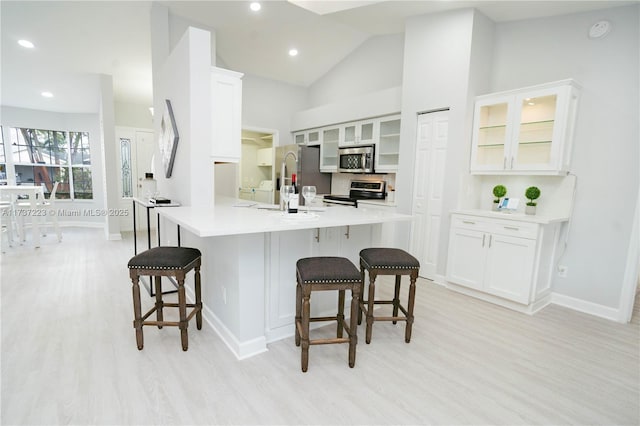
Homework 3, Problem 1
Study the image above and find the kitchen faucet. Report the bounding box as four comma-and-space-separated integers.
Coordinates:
280, 150, 298, 210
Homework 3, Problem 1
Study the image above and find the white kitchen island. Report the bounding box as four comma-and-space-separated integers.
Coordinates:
156, 199, 412, 359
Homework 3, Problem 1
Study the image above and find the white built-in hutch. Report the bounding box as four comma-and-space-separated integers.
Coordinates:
446, 79, 581, 314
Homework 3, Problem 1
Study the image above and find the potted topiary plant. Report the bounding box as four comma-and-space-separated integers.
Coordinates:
525, 186, 541, 215
492, 185, 507, 211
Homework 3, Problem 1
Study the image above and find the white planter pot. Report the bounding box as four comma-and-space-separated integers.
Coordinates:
525, 205, 537, 215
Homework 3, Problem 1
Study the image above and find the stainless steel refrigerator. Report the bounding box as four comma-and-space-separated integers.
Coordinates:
274, 144, 332, 205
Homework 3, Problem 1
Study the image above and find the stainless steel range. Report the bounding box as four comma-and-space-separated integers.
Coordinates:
323, 180, 386, 208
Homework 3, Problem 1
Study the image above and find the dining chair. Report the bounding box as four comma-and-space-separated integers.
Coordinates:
40, 182, 61, 241
15, 182, 61, 244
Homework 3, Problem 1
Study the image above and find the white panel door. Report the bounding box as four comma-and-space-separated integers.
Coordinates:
411, 110, 449, 279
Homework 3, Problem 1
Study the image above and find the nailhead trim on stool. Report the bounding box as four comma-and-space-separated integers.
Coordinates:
295, 257, 361, 372
128, 246, 203, 351
359, 248, 420, 344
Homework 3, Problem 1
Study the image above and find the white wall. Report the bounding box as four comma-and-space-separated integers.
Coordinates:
1, 105, 106, 225
307, 34, 405, 108
397, 8, 493, 269
241, 74, 307, 147
490, 5, 639, 308
154, 27, 213, 208
98, 74, 120, 239
114, 102, 153, 129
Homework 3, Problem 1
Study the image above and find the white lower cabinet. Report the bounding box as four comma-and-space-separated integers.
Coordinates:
265, 224, 373, 342
446, 213, 560, 311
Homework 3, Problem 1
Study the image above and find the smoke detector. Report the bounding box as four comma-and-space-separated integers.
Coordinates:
589, 20, 611, 39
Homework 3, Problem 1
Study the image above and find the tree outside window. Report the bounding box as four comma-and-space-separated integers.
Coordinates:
10, 127, 92, 199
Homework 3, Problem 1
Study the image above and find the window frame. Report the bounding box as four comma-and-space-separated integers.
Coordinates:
8, 126, 93, 200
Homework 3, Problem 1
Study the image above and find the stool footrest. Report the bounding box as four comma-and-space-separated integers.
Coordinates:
143, 320, 180, 327
309, 316, 340, 323
138, 305, 201, 328
370, 316, 408, 322
360, 301, 409, 317
310, 337, 351, 345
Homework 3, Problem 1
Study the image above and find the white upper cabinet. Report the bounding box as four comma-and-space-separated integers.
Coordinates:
211, 67, 243, 162
294, 129, 321, 146
375, 115, 401, 172
257, 147, 273, 166
340, 119, 375, 147
320, 125, 340, 172
293, 113, 401, 173
470, 80, 580, 175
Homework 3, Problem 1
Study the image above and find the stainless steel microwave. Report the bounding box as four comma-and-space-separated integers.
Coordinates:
338, 145, 374, 173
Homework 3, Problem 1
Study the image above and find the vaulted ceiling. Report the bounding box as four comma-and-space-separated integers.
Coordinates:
1, 0, 634, 113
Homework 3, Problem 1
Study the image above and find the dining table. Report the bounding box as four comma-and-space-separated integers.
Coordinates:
0, 185, 45, 248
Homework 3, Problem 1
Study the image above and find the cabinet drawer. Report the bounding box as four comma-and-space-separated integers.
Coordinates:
451, 216, 489, 230
487, 221, 538, 239
451, 215, 538, 239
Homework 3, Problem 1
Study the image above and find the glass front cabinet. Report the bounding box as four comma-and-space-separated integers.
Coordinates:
294, 129, 321, 146
470, 80, 581, 175
319, 126, 340, 172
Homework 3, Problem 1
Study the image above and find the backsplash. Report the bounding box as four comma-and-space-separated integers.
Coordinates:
461, 174, 577, 217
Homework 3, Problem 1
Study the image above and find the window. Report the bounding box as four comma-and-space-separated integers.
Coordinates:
120, 138, 133, 198
10, 127, 92, 199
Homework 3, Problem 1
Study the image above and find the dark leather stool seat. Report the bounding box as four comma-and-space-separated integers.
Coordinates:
359, 248, 420, 344
128, 246, 202, 351
295, 257, 361, 372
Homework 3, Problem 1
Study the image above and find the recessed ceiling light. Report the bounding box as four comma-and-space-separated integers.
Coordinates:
288, 48, 298, 57
41, 91, 53, 98
250, 2, 261, 12
18, 39, 34, 49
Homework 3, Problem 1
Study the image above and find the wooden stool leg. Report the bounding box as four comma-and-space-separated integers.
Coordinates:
348, 285, 360, 368
295, 282, 302, 347
337, 289, 345, 338
131, 274, 144, 350
178, 277, 188, 351
195, 266, 202, 330
301, 287, 311, 372
365, 271, 376, 344
358, 267, 365, 325
392, 275, 401, 324
155, 276, 163, 329
405, 271, 418, 343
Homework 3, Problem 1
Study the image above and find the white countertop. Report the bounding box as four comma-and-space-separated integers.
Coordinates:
157, 198, 412, 237
358, 199, 397, 208
451, 209, 569, 224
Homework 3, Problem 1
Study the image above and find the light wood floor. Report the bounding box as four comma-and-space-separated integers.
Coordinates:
2, 228, 639, 425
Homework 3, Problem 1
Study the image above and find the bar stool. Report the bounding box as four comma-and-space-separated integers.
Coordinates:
295, 257, 361, 372
128, 246, 202, 351
358, 248, 420, 344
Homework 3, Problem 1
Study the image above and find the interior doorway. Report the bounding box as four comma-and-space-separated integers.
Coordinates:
115, 127, 155, 232
237, 128, 276, 204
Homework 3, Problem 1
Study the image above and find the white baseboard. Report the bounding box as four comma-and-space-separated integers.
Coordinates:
432, 274, 447, 287
551, 292, 621, 322
185, 286, 268, 360
443, 279, 622, 322
202, 303, 268, 360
